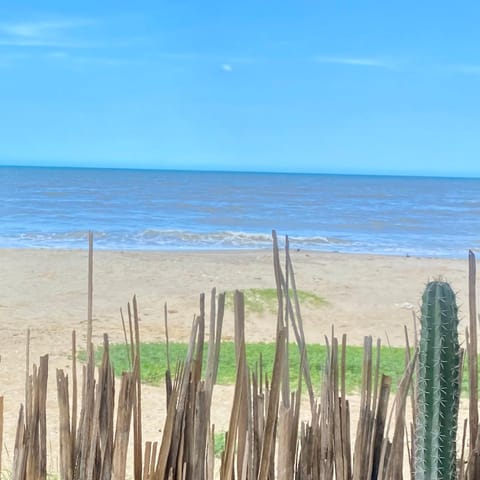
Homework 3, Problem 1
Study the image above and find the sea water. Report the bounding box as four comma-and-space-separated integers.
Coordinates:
1, 166, 479, 258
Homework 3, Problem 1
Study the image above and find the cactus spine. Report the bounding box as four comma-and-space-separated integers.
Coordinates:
415, 281, 460, 479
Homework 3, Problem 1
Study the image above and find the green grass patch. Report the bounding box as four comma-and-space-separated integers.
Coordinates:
225, 288, 326, 314
91, 341, 412, 393
214, 432, 225, 458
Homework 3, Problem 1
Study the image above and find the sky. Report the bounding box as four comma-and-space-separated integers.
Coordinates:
1, 2, 480, 177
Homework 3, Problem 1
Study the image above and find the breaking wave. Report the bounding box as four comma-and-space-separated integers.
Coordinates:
0, 229, 351, 251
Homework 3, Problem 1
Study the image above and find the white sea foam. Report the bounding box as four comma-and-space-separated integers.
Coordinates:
0, 229, 352, 251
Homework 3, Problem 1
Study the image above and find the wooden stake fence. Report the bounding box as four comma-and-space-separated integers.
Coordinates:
5, 237, 480, 479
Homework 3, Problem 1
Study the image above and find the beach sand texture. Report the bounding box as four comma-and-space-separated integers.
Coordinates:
0, 248, 471, 474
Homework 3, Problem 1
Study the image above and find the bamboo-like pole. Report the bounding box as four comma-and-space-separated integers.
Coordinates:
380, 354, 415, 479
367, 375, 392, 479
112, 371, 135, 479
13, 404, 26, 480
25, 329, 31, 425
222, 295, 247, 479
71, 330, 77, 459
233, 290, 248, 480
57, 369, 73, 480
271, 231, 289, 409
258, 327, 286, 479
87, 231, 93, 358
285, 236, 316, 414
353, 336, 373, 479
132, 296, 143, 480
468, 250, 478, 456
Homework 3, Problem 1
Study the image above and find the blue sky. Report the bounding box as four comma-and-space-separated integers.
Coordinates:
1, 2, 480, 176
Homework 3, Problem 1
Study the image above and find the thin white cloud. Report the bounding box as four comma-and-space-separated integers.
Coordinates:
0, 19, 93, 38
0, 38, 98, 48
313, 55, 394, 69
0, 19, 257, 70
0, 17, 97, 48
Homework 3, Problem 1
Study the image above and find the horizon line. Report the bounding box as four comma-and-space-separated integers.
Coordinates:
1, 162, 479, 180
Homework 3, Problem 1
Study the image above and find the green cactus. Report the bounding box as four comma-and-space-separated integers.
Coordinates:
415, 281, 461, 479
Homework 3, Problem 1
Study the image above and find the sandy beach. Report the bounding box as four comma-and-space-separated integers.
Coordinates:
2, 247, 470, 345
0, 247, 472, 473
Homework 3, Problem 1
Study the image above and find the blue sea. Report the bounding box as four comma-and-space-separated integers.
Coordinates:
1, 166, 479, 258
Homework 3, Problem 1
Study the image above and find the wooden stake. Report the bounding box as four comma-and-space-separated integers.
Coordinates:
87, 231, 94, 358
468, 250, 478, 452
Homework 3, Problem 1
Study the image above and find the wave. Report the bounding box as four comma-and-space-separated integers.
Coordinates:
0, 229, 471, 258
135, 230, 351, 249
0, 229, 351, 251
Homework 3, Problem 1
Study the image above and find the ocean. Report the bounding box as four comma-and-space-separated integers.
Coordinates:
1, 166, 479, 258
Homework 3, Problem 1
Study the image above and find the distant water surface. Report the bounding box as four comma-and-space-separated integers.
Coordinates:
1, 166, 479, 258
